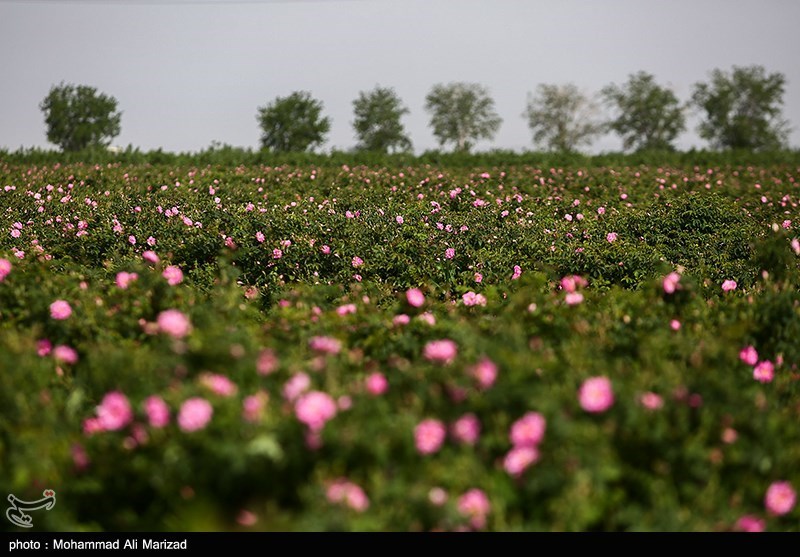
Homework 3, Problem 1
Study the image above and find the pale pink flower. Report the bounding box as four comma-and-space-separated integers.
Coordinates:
423, 339, 458, 364
255, 231, 265, 243
337, 395, 352, 411
200, 373, 238, 397
327, 479, 369, 512
309, 336, 341, 355
395, 215, 404, 224
53, 345, 78, 365
579, 376, 614, 413
162, 265, 184, 286
242, 392, 268, 422
511, 265, 522, 280
71, 443, 90, 471
722, 428, 738, 444
295, 391, 337, 431
791, 238, 800, 255
157, 309, 191, 339
50, 299, 72, 320
753, 360, 775, 383
503, 446, 540, 477
639, 392, 664, 410
143, 396, 170, 428
0, 258, 11, 282
115, 271, 138, 289
606, 232, 618, 243
365, 372, 388, 396
417, 312, 436, 326
565, 292, 584, 305
734, 515, 765, 532
414, 419, 446, 455
256, 349, 278, 375
142, 250, 160, 264
470, 357, 498, 390
283, 372, 311, 402
457, 489, 491, 529
462, 291, 487, 307
765, 481, 796, 516
96, 391, 133, 431
739, 346, 759, 366
393, 314, 410, 326
428, 487, 448, 506
510, 412, 546, 447
721, 280, 738, 292
272, 249, 282, 259
178, 398, 213, 432
560, 275, 587, 293
406, 288, 425, 308
147, 236, 156, 246
663, 272, 681, 294
351, 256, 363, 267
445, 248, 455, 259
128, 235, 136, 245
474, 272, 483, 283
451, 413, 480, 445
597, 206, 606, 215
670, 319, 681, 331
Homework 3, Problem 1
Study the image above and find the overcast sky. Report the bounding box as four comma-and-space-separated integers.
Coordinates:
1, 0, 799, 154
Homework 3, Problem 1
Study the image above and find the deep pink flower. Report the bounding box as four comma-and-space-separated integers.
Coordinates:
423, 339, 458, 365
457, 489, 491, 529
321, 245, 331, 254
309, 336, 341, 355
510, 412, 546, 447
351, 256, 363, 267
162, 265, 184, 286
470, 357, 498, 390
739, 346, 759, 366
579, 376, 614, 413
143, 396, 170, 428
606, 232, 618, 243
0, 258, 11, 282
53, 345, 78, 365
178, 398, 213, 432
511, 265, 522, 280
295, 391, 337, 431
365, 372, 389, 396
451, 413, 481, 445
96, 391, 133, 431
503, 446, 540, 477
414, 419, 446, 455
255, 231, 265, 243
735, 515, 765, 532
50, 300, 72, 320
765, 481, 796, 516
445, 248, 455, 259
156, 309, 191, 339
753, 360, 775, 383
406, 288, 425, 308
37, 339, 52, 357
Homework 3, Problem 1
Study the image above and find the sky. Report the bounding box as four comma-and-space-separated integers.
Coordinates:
1, 0, 799, 154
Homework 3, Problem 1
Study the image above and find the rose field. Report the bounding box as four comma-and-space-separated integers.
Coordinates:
1, 156, 799, 532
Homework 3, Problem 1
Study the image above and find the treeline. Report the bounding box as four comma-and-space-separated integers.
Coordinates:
2, 144, 798, 168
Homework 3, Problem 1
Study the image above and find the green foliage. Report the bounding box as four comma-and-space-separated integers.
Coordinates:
1, 161, 799, 531
39, 82, 122, 152
256, 92, 331, 153
523, 83, 605, 153
692, 65, 790, 151
425, 83, 502, 153
352, 86, 412, 154
602, 72, 686, 152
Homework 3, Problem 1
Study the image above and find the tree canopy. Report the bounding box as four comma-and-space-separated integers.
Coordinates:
40, 82, 122, 152
425, 83, 502, 153
523, 84, 604, 153
257, 92, 331, 152
692, 65, 790, 151
602, 72, 686, 152
352, 86, 412, 153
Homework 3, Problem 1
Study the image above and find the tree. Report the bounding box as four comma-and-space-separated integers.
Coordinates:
424, 83, 502, 153
256, 91, 331, 152
40, 82, 122, 152
352, 86, 412, 153
602, 72, 686, 152
691, 65, 790, 151
523, 84, 604, 153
